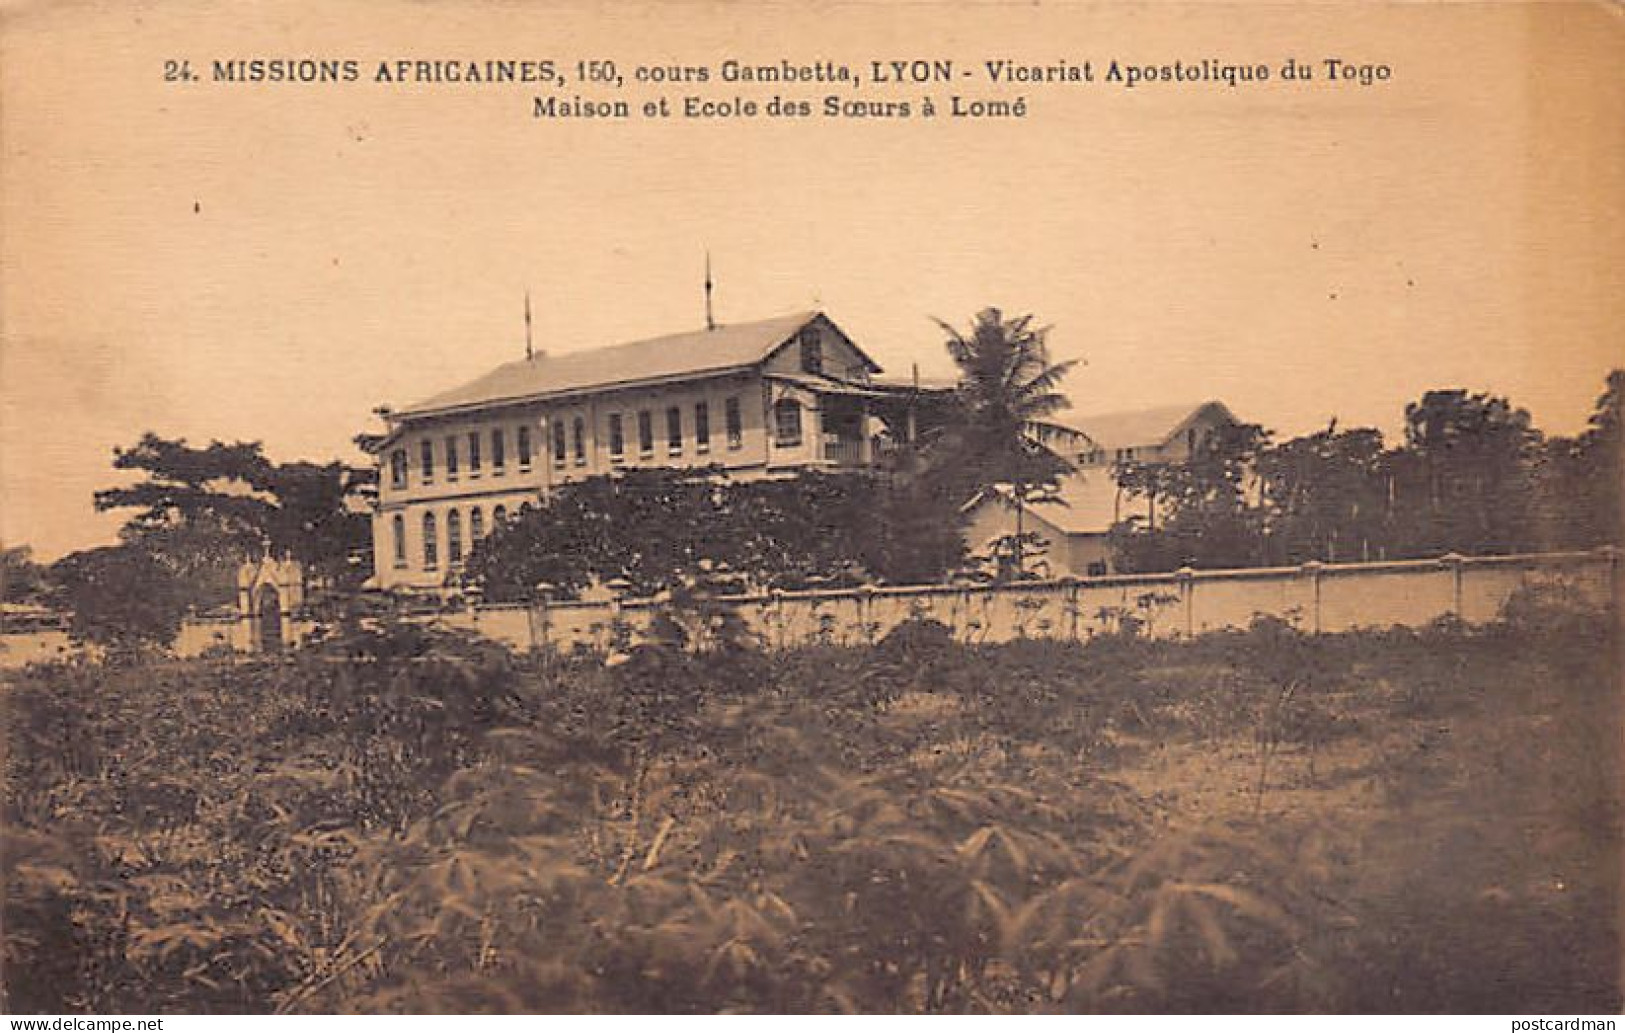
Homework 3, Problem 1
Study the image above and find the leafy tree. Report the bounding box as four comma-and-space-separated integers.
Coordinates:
728, 472, 873, 589
1110, 422, 1269, 572
859, 474, 969, 584
1, 546, 53, 606
1255, 423, 1389, 563
259, 460, 376, 588
1529, 370, 1624, 551
94, 433, 374, 605
49, 544, 191, 653
1567, 369, 1621, 546
462, 467, 963, 603
932, 308, 1083, 573
1388, 390, 1541, 555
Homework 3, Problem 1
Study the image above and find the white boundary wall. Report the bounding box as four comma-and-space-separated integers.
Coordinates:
435, 549, 1619, 653
3, 549, 1615, 668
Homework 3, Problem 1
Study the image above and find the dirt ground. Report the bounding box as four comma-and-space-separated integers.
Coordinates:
1114, 669, 1622, 1013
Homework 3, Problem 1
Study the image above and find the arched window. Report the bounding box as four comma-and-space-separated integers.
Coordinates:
391, 514, 406, 567
518, 425, 532, 469
773, 398, 803, 447
493, 504, 508, 525
422, 511, 438, 569
447, 510, 463, 564
552, 418, 567, 466
470, 507, 485, 541
572, 417, 586, 464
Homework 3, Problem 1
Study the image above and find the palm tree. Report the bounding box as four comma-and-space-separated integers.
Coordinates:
932, 308, 1084, 576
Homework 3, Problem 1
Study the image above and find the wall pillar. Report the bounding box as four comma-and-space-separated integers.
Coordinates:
1061, 576, 1082, 641
1599, 545, 1622, 612
857, 584, 877, 645
1440, 553, 1465, 619
1176, 566, 1196, 637
1300, 561, 1324, 633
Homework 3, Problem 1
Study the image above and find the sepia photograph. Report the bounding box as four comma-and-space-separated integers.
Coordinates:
1, 0, 1621, 1019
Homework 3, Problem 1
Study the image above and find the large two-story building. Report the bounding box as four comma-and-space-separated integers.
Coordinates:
367, 310, 934, 591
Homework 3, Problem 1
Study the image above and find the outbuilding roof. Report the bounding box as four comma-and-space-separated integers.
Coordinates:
397, 310, 877, 419
1066, 400, 1237, 451
965, 469, 1129, 537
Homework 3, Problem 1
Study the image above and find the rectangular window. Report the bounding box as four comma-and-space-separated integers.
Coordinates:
608, 413, 625, 461
572, 416, 586, 465
637, 410, 653, 457
468, 432, 482, 476
694, 402, 711, 454
666, 406, 682, 455
518, 425, 532, 469
725, 396, 743, 449
491, 429, 506, 473
445, 436, 459, 480
774, 399, 803, 448
420, 439, 435, 483
390, 449, 407, 489
552, 418, 567, 466
799, 326, 823, 375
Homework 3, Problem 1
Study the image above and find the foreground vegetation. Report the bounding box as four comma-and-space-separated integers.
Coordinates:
3, 601, 1618, 1013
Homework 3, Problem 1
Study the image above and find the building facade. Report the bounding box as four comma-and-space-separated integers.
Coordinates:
367, 311, 927, 591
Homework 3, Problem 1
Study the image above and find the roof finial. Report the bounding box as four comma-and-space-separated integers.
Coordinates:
524, 290, 534, 360
704, 251, 716, 332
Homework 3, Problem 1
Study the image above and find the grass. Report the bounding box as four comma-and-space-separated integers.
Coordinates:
2, 606, 1618, 1013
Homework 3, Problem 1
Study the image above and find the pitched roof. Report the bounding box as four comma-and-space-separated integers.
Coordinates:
965, 468, 1128, 537
398, 310, 844, 418
1065, 400, 1236, 451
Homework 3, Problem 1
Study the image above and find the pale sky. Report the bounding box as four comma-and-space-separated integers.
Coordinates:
2, 1, 1621, 559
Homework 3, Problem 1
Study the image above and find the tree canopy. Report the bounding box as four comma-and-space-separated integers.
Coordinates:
930, 308, 1082, 501
1108, 371, 1622, 573
93, 432, 374, 599
461, 468, 965, 603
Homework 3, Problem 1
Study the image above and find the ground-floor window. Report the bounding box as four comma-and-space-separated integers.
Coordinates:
695, 401, 711, 452
391, 514, 406, 567
422, 511, 438, 569
725, 396, 742, 448
774, 398, 803, 447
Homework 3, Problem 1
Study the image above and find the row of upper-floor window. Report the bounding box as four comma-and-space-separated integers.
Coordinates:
584, 396, 747, 464
387, 396, 812, 489
389, 426, 531, 489
1079, 430, 1205, 467
391, 502, 520, 571
1080, 446, 1149, 465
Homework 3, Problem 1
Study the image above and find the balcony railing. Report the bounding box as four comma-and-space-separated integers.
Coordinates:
822, 435, 866, 467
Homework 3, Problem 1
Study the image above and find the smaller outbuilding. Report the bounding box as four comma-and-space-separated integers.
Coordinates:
960, 400, 1241, 578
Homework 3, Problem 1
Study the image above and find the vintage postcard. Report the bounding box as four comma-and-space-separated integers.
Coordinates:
1, 0, 1620, 1019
